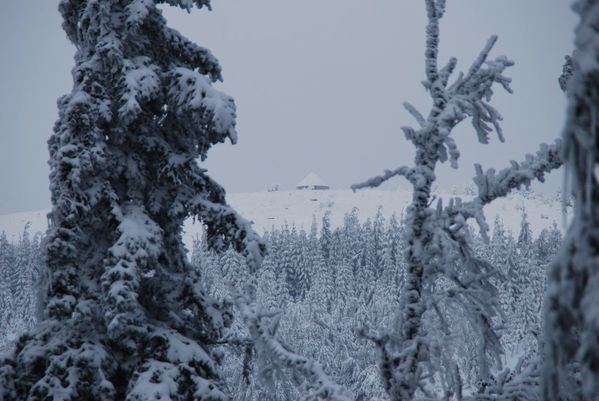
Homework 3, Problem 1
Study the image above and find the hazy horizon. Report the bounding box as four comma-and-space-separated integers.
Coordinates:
0, 1, 576, 214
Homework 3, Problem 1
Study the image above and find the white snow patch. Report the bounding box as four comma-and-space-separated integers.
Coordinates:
0, 189, 571, 251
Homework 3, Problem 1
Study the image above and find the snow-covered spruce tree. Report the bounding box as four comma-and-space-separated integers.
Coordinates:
534, 222, 562, 266
0, 232, 16, 335
320, 211, 333, 261
543, 1, 599, 399
353, 0, 563, 399
0, 1, 265, 400
234, 292, 354, 401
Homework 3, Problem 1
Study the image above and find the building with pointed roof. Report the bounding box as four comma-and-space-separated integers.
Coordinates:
296, 172, 330, 190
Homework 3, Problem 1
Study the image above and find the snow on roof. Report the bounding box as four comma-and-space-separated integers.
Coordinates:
296, 172, 329, 188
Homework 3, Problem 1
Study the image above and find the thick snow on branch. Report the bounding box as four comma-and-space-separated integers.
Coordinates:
157, 0, 213, 13
474, 141, 563, 204
119, 58, 161, 124
235, 292, 354, 401
125, 0, 154, 29
558, 55, 574, 92
403, 102, 426, 128
444, 140, 564, 241
424, 0, 442, 83
543, 1, 599, 399
102, 204, 163, 351
466, 357, 540, 401
127, 359, 226, 401
168, 67, 237, 150
351, 166, 416, 191
189, 196, 265, 272
161, 24, 222, 80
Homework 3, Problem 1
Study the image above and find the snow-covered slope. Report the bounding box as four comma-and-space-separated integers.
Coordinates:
0, 189, 569, 250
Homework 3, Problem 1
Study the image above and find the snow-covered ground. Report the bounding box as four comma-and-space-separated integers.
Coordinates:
0, 188, 570, 249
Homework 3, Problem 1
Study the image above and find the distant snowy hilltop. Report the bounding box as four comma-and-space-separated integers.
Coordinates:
0, 188, 571, 251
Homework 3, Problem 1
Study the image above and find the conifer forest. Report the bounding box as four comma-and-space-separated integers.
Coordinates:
1, 0, 599, 400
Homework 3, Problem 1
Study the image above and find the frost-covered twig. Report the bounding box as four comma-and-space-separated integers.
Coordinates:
444, 140, 564, 242
234, 292, 354, 401
473, 141, 563, 205
404, 102, 426, 127
351, 166, 415, 191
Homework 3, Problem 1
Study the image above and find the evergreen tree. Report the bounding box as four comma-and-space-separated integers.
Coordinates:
383, 214, 402, 270
517, 210, 533, 252
535, 222, 562, 265
310, 214, 318, 243
0, 2, 264, 399
490, 217, 510, 272
281, 225, 307, 301
380, 213, 404, 298
29, 232, 45, 322
257, 256, 284, 310
358, 218, 375, 299
293, 228, 311, 301
370, 207, 386, 280
309, 247, 335, 313
11, 225, 35, 329
334, 259, 354, 311
352, 0, 562, 397
108, 206, 565, 400
321, 211, 333, 261
220, 246, 247, 291
504, 237, 521, 308
303, 225, 318, 292
543, 1, 599, 398
0, 232, 16, 336
515, 211, 534, 298
534, 228, 550, 265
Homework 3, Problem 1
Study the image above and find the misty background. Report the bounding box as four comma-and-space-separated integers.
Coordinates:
0, 1, 576, 214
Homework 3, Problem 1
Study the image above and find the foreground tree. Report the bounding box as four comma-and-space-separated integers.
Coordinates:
0, 1, 263, 400
543, 1, 599, 399
354, 0, 563, 399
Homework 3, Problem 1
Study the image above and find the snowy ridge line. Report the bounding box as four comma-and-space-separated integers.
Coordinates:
0, 189, 569, 249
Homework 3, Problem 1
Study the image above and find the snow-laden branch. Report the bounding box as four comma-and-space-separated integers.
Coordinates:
558, 54, 574, 92
157, 0, 213, 13
234, 292, 354, 401
424, 0, 442, 83
119, 57, 161, 124
168, 67, 238, 152
351, 166, 416, 191
161, 23, 222, 80
443, 140, 563, 242
189, 195, 265, 272
473, 140, 563, 205
462, 35, 498, 89
355, 327, 397, 398
464, 357, 540, 401
356, 2, 514, 190
404, 102, 426, 128
543, 2, 599, 399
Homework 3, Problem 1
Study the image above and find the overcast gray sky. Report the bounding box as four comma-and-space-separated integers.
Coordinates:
0, 1, 576, 214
